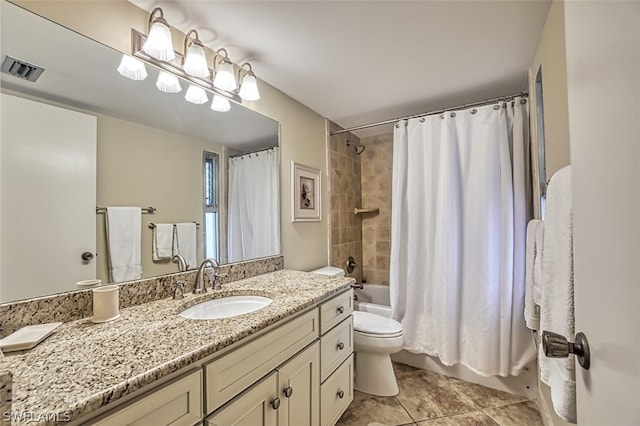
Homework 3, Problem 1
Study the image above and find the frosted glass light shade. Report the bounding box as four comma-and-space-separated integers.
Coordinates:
183, 44, 209, 78
156, 71, 182, 93
117, 55, 148, 81
210, 94, 231, 112
143, 21, 175, 62
185, 85, 209, 104
213, 61, 237, 91
239, 73, 260, 101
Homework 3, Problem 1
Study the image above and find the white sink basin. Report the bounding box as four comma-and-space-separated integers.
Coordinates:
180, 295, 273, 320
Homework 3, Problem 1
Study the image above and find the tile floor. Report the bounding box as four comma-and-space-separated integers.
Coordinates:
337, 363, 544, 426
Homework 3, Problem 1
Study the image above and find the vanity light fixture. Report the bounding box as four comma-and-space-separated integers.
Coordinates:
142, 8, 175, 62
185, 84, 209, 104
238, 63, 260, 101
212, 48, 237, 91
156, 71, 182, 93
117, 54, 148, 81
210, 94, 231, 112
183, 30, 210, 79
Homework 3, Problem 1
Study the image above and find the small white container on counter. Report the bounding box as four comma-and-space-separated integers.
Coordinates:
92, 285, 120, 323
76, 279, 101, 289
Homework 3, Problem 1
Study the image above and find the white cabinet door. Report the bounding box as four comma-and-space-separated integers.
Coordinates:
564, 2, 640, 424
206, 372, 278, 426
92, 370, 202, 426
0, 94, 97, 302
278, 342, 320, 426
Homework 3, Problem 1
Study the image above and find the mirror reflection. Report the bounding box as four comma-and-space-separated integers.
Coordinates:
0, 1, 281, 303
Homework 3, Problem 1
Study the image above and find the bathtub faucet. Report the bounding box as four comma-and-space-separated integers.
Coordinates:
351, 283, 364, 290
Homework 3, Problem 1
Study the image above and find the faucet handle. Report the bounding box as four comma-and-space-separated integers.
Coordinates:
173, 281, 185, 300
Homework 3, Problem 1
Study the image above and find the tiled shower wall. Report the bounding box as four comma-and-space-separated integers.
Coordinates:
360, 133, 393, 285
328, 123, 363, 283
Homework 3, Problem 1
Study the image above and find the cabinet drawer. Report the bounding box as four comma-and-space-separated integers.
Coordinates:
205, 309, 319, 413
319, 290, 353, 334
92, 370, 202, 426
320, 355, 353, 426
320, 316, 353, 382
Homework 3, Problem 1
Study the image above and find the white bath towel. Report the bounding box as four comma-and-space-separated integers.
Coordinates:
105, 207, 142, 282
524, 218, 543, 330
538, 166, 576, 423
152, 223, 174, 261
533, 222, 545, 306
174, 222, 197, 270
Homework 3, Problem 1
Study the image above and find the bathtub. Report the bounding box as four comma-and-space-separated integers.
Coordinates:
354, 283, 537, 399
354, 284, 391, 318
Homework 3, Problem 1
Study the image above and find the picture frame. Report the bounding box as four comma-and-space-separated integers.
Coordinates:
291, 161, 321, 222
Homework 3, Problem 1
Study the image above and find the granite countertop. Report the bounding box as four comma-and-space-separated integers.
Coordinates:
0, 270, 354, 425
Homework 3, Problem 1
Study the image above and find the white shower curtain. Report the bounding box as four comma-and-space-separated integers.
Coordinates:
228, 147, 280, 262
389, 98, 536, 377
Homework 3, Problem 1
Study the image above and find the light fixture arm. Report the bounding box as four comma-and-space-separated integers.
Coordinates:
237, 62, 254, 82
183, 29, 202, 58
148, 7, 168, 32
213, 48, 231, 70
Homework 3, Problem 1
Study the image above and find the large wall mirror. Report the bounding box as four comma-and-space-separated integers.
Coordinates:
0, 1, 281, 303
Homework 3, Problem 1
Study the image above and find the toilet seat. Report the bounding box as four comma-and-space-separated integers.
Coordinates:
353, 311, 403, 337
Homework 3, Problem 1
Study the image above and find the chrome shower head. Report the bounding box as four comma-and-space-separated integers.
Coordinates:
346, 140, 366, 155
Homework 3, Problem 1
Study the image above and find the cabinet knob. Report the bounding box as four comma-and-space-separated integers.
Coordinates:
271, 398, 281, 409
337, 342, 345, 350
283, 386, 293, 398
337, 306, 345, 314
337, 390, 345, 399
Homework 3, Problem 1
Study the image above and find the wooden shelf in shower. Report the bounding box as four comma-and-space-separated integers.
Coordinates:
354, 208, 380, 215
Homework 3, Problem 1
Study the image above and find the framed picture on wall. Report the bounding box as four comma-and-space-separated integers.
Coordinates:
291, 161, 321, 222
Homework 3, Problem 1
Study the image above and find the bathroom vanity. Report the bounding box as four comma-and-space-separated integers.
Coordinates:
0, 270, 354, 426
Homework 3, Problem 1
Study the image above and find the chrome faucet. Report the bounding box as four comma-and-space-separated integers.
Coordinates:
172, 254, 188, 272
193, 258, 219, 294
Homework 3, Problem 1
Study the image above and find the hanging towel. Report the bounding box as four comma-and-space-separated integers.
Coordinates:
524, 218, 543, 330
105, 207, 142, 282
533, 222, 545, 306
538, 166, 576, 423
152, 223, 174, 261
174, 222, 197, 270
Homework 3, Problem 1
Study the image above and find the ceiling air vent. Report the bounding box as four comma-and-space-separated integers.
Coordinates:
1, 56, 45, 82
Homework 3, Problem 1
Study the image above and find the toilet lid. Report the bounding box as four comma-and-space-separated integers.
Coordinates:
353, 311, 403, 336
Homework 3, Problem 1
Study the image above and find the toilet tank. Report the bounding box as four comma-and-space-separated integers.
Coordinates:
310, 266, 345, 277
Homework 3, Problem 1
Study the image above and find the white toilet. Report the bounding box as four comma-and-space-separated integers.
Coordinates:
310, 266, 404, 397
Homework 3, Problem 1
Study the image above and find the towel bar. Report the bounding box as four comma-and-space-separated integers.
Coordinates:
148, 222, 199, 229
96, 206, 156, 214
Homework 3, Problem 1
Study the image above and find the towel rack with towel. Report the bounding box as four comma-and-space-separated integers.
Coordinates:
96, 206, 156, 214
148, 222, 199, 229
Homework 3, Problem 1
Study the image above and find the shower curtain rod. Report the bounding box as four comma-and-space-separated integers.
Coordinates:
228, 145, 277, 160
329, 91, 528, 136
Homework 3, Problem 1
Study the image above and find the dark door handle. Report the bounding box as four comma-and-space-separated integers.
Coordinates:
337, 390, 345, 399
542, 330, 591, 370
81, 251, 94, 261
337, 306, 345, 314
283, 386, 293, 398
337, 342, 345, 350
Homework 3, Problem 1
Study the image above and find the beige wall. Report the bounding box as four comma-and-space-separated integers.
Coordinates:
528, 0, 570, 218
17, 0, 329, 272
328, 124, 363, 282
96, 114, 224, 283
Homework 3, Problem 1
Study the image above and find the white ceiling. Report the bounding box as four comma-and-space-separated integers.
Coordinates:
131, 0, 551, 137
